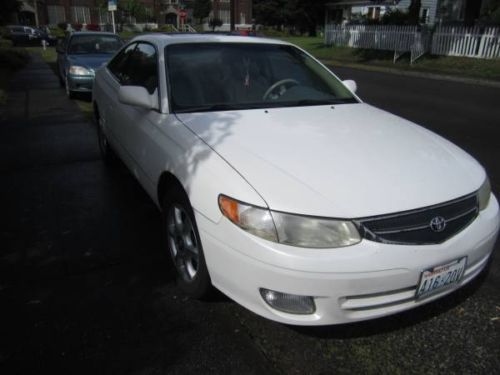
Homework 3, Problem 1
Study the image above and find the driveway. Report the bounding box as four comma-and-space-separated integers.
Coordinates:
0, 54, 499, 374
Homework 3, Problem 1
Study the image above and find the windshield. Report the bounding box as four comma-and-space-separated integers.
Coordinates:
166, 43, 357, 113
68, 35, 123, 55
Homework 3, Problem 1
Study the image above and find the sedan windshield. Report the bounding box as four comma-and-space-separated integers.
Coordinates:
166, 43, 358, 113
68, 35, 122, 54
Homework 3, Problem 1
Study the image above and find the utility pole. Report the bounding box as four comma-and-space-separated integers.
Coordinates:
230, 0, 235, 31
33, 0, 39, 27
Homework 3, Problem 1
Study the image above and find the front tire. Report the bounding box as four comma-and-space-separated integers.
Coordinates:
65, 75, 75, 99
162, 188, 212, 299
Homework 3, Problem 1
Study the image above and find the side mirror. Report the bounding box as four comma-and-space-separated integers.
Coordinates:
118, 86, 156, 109
342, 79, 357, 93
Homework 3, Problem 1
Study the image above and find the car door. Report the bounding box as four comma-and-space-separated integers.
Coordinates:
103, 42, 164, 194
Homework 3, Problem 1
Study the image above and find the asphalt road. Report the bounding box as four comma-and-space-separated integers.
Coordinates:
1, 55, 499, 374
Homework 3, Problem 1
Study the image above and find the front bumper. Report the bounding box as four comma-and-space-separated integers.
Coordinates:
197, 195, 499, 325
67, 74, 94, 93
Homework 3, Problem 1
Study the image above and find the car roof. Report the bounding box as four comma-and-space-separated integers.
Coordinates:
129, 33, 291, 48
69, 31, 120, 37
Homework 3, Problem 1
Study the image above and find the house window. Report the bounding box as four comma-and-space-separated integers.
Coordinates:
97, 8, 110, 24
421, 8, 430, 23
47, 5, 65, 25
71, 6, 91, 24
368, 7, 381, 20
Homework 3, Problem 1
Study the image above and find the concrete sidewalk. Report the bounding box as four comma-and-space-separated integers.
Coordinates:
0, 53, 85, 125
0, 54, 276, 374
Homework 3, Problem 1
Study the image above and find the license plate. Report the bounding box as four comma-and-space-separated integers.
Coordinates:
416, 257, 467, 299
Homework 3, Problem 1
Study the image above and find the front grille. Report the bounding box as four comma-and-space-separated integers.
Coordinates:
355, 194, 478, 245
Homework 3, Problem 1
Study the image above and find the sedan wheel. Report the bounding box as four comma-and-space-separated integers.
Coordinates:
163, 190, 212, 298
65, 75, 74, 99
97, 116, 115, 163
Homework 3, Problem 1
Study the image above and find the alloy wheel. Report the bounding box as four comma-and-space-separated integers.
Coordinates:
167, 204, 200, 281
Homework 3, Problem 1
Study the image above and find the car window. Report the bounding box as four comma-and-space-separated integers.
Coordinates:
109, 42, 158, 95
108, 43, 137, 81
166, 43, 357, 113
68, 34, 123, 54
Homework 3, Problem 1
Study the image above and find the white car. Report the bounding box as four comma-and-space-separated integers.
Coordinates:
92, 34, 499, 325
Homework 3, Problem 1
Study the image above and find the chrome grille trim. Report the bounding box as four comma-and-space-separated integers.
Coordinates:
355, 193, 479, 245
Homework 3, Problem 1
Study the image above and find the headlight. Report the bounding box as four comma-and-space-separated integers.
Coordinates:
69, 65, 93, 76
218, 195, 361, 248
478, 177, 491, 211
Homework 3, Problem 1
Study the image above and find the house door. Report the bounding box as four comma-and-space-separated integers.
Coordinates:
165, 13, 177, 26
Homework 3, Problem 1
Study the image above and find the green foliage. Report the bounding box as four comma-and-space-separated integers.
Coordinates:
193, 0, 212, 23
155, 24, 178, 33
0, 38, 13, 48
0, 47, 30, 69
480, 0, 500, 25
254, 0, 287, 27
0, 0, 21, 25
49, 27, 66, 38
209, 18, 223, 31
381, 9, 411, 25
120, 0, 148, 23
254, 0, 326, 36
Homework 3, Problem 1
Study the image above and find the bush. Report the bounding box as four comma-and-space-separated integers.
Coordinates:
209, 18, 223, 31
57, 22, 68, 31
0, 48, 31, 69
154, 24, 177, 33
261, 27, 290, 38
86, 24, 100, 31
49, 27, 65, 38
0, 38, 13, 48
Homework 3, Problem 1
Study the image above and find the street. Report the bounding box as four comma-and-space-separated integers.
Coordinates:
0, 55, 499, 374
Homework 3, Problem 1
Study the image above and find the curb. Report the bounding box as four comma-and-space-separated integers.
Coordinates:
322, 60, 500, 89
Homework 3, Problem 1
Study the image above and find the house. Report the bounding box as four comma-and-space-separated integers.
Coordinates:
11, 0, 252, 31
326, 0, 482, 26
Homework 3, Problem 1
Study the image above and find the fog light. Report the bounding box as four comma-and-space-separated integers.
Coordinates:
259, 288, 316, 315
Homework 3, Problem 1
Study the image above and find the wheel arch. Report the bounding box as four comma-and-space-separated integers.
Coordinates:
157, 171, 188, 210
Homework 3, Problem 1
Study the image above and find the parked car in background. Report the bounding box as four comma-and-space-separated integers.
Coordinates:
5, 25, 57, 46
56, 32, 123, 99
92, 34, 499, 326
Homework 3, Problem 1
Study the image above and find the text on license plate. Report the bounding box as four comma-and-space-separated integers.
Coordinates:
416, 257, 467, 298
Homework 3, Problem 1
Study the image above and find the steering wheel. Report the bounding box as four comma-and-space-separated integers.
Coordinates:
263, 78, 300, 100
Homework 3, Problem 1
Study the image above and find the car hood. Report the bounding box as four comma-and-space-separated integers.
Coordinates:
67, 54, 112, 70
176, 103, 485, 218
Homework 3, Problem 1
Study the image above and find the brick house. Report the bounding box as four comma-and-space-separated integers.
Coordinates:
16, 0, 252, 30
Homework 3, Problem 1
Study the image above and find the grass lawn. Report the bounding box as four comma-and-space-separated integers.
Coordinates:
280, 36, 500, 81
0, 42, 31, 105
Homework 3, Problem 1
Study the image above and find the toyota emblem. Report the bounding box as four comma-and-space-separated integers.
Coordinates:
430, 216, 446, 232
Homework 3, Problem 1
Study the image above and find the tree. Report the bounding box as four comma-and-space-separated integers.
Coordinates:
0, 0, 21, 25
480, 0, 500, 25
120, 0, 147, 24
283, 0, 327, 36
253, 0, 287, 29
193, 0, 211, 24
408, 0, 421, 25
209, 18, 223, 31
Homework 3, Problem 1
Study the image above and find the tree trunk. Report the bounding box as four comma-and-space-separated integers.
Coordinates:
408, 0, 421, 25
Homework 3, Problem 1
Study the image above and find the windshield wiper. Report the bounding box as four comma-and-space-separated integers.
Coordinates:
174, 103, 253, 113
290, 98, 357, 106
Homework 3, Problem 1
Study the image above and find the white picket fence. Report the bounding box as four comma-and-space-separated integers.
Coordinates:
431, 26, 500, 59
325, 24, 500, 60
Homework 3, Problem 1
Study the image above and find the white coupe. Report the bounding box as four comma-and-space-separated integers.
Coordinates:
92, 34, 499, 325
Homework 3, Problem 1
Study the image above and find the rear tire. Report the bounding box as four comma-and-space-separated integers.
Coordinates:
95, 108, 116, 163
162, 188, 212, 299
